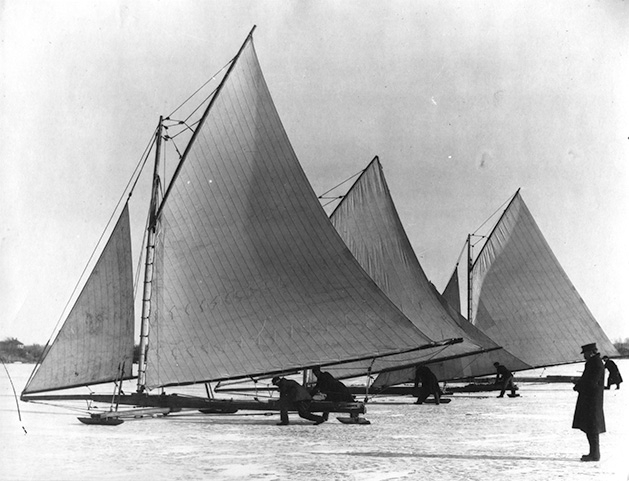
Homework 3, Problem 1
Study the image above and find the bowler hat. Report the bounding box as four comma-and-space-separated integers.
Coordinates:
580, 343, 598, 353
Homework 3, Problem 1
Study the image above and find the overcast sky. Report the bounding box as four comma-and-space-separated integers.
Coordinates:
1, 0, 627, 345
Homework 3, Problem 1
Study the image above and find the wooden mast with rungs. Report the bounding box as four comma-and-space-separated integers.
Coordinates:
467, 234, 472, 323
137, 116, 163, 392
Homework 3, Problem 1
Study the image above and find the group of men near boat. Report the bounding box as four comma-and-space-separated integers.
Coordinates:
271, 365, 354, 426
271, 343, 622, 463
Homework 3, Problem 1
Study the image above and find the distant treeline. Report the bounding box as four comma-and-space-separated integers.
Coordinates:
0, 337, 45, 363
0, 337, 142, 363
2, 336, 629, 364
614, 338, 629, 357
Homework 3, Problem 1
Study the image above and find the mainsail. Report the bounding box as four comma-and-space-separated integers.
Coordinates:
23, 204, 135, 395
467, 190, 618, 366
329, 157, 530, 386
145, 33, 464, 389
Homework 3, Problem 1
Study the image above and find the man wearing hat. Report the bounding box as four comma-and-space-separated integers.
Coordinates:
271, 376, 327, 426
572, 343, 606, 462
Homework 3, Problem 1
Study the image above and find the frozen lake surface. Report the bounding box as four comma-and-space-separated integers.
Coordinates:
2, 361, 628, 480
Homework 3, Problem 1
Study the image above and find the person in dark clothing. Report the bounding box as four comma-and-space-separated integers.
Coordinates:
572, 343, 606, 462
271, 376, 327, 426
602, 356, 623, 390
309, 366, 354, 402
413, 365, 442, 404
493, 362, 517, 398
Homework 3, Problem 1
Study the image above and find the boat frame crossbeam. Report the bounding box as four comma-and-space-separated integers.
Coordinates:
21, 392, 366, 416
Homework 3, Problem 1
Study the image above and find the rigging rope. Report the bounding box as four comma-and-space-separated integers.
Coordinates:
43, 59, 232, 348
471, 191, 517, 236
179, 86, 219, 126
318, 168, 365, 209
318, 169, 364, 199
449, 241, 468, 273
167, 62, 231, 119
25, 399, 92, 414
1, 359, 27, 434
167, 136, 185, 160
321, 197, 343, 208
165, 119, 200, 140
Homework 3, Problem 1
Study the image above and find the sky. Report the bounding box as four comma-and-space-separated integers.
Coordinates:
1, 0, 628, 345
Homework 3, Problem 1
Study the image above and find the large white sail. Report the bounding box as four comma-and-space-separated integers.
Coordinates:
23, 204, 135, 394
329, 157, 531, 385
145, 35, 448, 389
469, 191, 618, 366
372, 280, 532, 387
329, 158, 487, 353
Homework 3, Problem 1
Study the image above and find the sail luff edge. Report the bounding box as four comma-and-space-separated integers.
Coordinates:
155, 26, 256, 221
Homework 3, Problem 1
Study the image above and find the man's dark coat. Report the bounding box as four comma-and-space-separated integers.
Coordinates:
277, 378, 312, 402
572, 353, 606, 434
311, 371, 353, 402
605, 359, 623, 385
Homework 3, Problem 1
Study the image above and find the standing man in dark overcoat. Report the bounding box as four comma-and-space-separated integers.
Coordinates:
572, 343, 606, 462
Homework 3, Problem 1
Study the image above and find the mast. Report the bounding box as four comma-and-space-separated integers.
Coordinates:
467, 234, 472, 323
137, 116, 163, 392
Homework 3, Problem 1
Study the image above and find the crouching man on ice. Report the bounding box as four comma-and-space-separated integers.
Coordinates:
272, 376, 327, 426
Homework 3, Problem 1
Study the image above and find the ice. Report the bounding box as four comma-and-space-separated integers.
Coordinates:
2, 362, 628, 480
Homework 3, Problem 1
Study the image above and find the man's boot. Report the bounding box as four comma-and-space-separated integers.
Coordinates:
277, 410, 289, 426
581, 432, 600, 461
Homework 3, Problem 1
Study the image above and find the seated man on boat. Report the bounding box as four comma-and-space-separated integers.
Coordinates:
413, 365, 442, 405
309, 366, 354, 402
494, 362, 517, 398
271, 376, 327, 426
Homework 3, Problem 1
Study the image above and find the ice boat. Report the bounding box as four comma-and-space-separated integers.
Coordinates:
21, 27, 463, 424
328, 157, 530, 391
444, 189, 619, 370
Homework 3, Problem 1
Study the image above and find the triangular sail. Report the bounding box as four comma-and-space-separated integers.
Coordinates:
23, 204, 135, 394
372, 283, 532, 388
470, 191, 618, 366
145, 35, 446, 389
329, 157, 515, 383
441, 267, 461, 315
